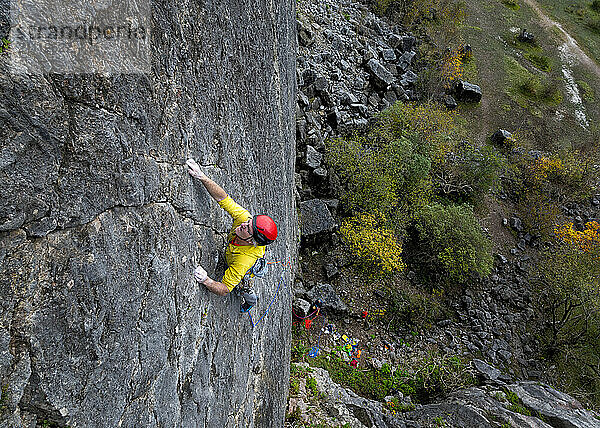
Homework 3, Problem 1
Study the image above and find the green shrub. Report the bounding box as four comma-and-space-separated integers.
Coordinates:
433, 142, 505, 204
0, 38, 10, 55
385, 286, 449, 330
592, 0, 600, 13
292, 341, 310, 362
307, 377, 319, 397
289, 377, 300, 395
311, 349, 475, 403
328, 102, 500, 286
503, 147, 598, 237
327, 134, 432, 223
415, 203, 493, 282
327, 102, 473, 222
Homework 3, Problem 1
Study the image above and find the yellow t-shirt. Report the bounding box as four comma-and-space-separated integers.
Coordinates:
218, 196, 266, 291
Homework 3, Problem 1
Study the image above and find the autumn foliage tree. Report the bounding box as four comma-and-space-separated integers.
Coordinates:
534, 220, 600, 405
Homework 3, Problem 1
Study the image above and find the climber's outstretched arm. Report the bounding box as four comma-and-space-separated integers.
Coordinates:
187, 158, 227, 202
194, 266, 230, 296
201, 277, 230, 296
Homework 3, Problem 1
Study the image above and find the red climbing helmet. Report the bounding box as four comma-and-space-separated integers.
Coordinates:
252, 215, 278, 245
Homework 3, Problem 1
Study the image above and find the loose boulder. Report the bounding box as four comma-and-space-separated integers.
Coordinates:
307, 283, 348, 314
365, 58, 395, 89
491, 129, 514, 145
518, 29, 535, 44
300, 199, 336, 236
455, 80, 482, 103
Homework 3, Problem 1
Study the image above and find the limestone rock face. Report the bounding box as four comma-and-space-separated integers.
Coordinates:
0, 1, 296, 427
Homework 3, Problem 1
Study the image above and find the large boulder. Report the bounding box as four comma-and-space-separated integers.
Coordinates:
491, 129, 514, 145
518, 29, 535, 44
366, 58, 395, 89
305, 145, 322, 169
297, 20, 314, 47
307, 283, 348, 314
455, 80, 483, 102
507, 382, 600, 428
472, 359, 502, 383
300, 199, 336, 236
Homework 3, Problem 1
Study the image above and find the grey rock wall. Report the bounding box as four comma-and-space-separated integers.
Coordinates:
0, 0, 297, 427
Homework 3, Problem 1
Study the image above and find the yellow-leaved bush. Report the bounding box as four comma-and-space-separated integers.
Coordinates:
339, 212, 406, 275
554, 221, 600, 255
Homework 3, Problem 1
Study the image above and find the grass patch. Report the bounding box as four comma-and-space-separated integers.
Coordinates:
503, 56, 562, 114
462, 54, 478, 81
587, 16, 600, 34
312, 349, 476, 403
536, 0, 600, 72
524, 52, 552, 71
577, 80, 595, 102
504, 388, 532, 416
501, 33, 552, 72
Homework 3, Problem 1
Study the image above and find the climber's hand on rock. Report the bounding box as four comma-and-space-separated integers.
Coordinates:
187, 158, 206, 180
194, 265, 208, 283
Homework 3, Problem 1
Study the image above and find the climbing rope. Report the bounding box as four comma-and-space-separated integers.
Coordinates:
292, 306, 320, 321
247, 257, 293, 328
308, 314, 327, 358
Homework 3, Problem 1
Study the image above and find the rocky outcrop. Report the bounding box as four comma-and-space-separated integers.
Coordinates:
295, 0, 419, 202
507, 382, 600, 428
299, 199, 336, 236
405, 382, 600, 428
289, 366, 600, 428
0, 0, 296, 427
289, 364, 408, 428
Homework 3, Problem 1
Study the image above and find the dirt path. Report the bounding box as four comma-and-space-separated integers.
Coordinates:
522, 0, 600, 80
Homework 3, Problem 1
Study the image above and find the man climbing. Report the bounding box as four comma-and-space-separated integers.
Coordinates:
186, 158, 278, 312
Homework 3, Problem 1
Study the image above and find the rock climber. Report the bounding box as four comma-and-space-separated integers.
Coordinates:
186, 158, 278, 312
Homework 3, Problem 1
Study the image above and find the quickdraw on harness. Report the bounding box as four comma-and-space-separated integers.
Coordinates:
246, 257, 293, 328
242, 257, 269, 282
